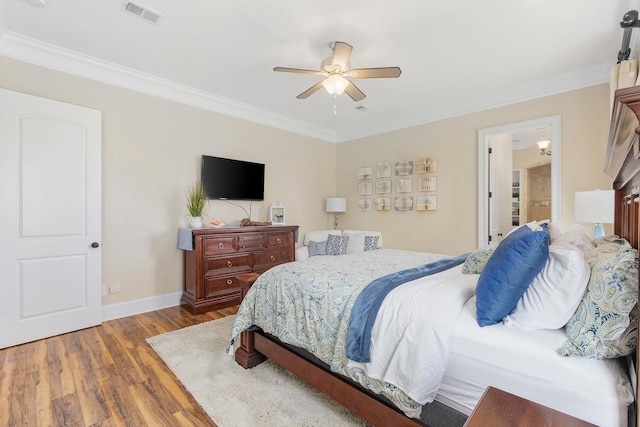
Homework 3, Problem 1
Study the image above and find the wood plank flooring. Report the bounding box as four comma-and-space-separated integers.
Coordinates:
0, 305, 239, 427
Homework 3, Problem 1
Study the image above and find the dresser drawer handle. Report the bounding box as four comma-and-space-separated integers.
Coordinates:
270, 255, 276, 262
218, 242, 224, 249
226, 279, 233, 285
276, 238, 282, 244
227, 260, 233, 267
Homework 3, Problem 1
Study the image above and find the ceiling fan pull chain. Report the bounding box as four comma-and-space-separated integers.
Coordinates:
333, 94, 338, 116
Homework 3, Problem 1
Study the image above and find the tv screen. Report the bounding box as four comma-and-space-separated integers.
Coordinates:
201, 155, 265, 201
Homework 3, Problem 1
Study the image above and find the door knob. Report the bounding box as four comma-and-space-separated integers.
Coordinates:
91, 242, 100, 248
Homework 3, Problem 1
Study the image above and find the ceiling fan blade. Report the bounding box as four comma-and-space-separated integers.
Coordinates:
296, 81, 325, 99
274, 67, 325, 76
344, 81, 366, 102
331, 41, 353, 70
349, 67, 402, 78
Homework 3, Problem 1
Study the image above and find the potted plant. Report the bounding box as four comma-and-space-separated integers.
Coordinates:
186, 182, 206, 228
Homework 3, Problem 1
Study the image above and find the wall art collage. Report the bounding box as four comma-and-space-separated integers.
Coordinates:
357, 157, 438, 212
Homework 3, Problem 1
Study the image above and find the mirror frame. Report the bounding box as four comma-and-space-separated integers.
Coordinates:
477, 115, 562, 247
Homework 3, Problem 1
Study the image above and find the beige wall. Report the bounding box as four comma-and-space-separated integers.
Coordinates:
0, 57, 337, 305
0, 55, 613, 306
336, 84, 612, 255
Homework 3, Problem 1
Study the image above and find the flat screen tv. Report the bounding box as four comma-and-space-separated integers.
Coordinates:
201, 155, 265, 201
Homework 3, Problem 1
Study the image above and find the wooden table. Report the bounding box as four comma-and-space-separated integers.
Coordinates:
464, 386, 596, 427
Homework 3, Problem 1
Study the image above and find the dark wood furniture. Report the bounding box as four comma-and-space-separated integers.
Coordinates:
181, 225, 298, 314
234, 87, 640, 427
463, 386, 595, 427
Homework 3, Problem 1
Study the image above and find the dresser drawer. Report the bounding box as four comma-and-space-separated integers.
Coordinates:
203, 236, 237, 255
204, 253, 252, 276
253, 249, 290, 271
238, 233, 266, 250
204, 275, 242, 299
267, 232, 291, 248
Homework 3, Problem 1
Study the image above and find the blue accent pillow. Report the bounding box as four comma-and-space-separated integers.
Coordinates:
476, 225, 550, 326
364, 235, 379, 251
308, 240, 327, 257
326, 234, 349, 256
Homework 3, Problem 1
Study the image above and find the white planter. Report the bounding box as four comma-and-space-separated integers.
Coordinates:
189, 216, 203, 228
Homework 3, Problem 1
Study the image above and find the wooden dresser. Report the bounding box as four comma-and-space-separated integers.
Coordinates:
181, 225, 298, 314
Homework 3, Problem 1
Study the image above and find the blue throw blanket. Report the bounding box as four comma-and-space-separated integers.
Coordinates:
346, 253, 469, 363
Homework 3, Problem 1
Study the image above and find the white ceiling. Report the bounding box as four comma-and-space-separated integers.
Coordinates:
0, 0, 636, 142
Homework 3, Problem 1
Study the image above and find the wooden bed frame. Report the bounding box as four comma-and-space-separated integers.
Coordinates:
235, 86, 640, 427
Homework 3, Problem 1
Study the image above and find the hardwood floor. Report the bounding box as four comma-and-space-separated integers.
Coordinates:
0, 305, 239, 427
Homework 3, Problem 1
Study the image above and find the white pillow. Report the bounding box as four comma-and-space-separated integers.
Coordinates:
537, 220, 562, 241
503, 242, 590, 329
554, 224, 594, 254
345, 233, 365, 254
343, 230, 383, 248
303, 230, 341, 246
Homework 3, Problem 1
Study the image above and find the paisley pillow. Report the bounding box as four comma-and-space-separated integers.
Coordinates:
462, 245, 495, 274
558, 239, 638, 358
364, 235, 380, 251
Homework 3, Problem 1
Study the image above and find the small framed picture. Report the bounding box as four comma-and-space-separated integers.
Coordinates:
417, 157, 438, 173
395, 178, 413, 193
416, 195, 438, 211
358, 182, 373, 196
376, 162, 391, 178
358, 199, 373, 211
375, 197, 391, 211
394, 196, 413, 211
394, 160, 414, 176
358, 166, 373, 180
375, 180, 392, 194
417, 176, 437, 192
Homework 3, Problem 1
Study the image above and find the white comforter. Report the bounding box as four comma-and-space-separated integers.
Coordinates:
348, 265, 478, 404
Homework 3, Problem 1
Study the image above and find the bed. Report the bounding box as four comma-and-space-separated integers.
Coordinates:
230, 86, 640, 427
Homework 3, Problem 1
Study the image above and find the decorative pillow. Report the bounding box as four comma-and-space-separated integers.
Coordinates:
462, 245, 495, 274
326, 234, 349, 256
475, 225, 550, 327
364, 235, 380, 251
554, 224, 594, 255
558, 239, 638, 359
308, 240, 327, 257
346, 233, 365, 254
503, 242, 590, 329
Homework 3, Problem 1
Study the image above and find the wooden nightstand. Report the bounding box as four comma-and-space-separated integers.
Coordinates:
236, 272, 260, 300
464, 386, 596, 427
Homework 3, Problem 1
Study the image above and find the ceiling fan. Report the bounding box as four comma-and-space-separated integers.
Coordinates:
274, 41, 401, 102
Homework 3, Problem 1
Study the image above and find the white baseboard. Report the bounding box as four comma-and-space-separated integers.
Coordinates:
102, 291, 182, 322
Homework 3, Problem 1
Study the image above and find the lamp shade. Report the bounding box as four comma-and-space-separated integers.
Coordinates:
326, 197, 347, 213
574, 190, 614, 223
322, 75, 349, 95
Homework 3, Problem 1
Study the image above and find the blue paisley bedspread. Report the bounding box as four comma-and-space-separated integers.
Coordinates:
229, 249, 475, 418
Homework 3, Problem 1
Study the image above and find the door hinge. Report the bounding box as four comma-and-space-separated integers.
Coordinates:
488, 191, 492, 198
488, 147, 493, 154
488, 235, 492, 242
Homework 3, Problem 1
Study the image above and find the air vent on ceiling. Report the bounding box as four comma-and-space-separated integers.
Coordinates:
354, 105, 370, 112
122, 1, 163, 24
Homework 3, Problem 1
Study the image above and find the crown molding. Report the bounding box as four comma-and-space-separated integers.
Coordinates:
0, 32, 610, 145
336, 62, 611, 143
0, 31, 338, 143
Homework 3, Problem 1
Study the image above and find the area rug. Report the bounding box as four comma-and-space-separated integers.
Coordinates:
146, 315, 369, 427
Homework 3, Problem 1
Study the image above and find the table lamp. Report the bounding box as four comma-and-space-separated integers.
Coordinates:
325, 198, 347, 230
574, 190, 614, 238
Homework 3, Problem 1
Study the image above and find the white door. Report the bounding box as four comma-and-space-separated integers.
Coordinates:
487, 134, 513, 244
0, 88, 102, 348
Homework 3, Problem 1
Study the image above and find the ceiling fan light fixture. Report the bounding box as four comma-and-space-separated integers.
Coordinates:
322, 74, 349, 96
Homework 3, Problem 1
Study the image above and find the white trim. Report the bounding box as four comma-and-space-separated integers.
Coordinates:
102, 291, 182, 322
477, 115, 562, 247
0, 31, 609, 144
0, 32, 337, 143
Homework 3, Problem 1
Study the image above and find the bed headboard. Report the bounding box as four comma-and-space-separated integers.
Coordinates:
606, 86, 640, 427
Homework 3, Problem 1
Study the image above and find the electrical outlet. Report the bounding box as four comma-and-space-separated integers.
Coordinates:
102, 285, 107, 296
109, 285, 121, 294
